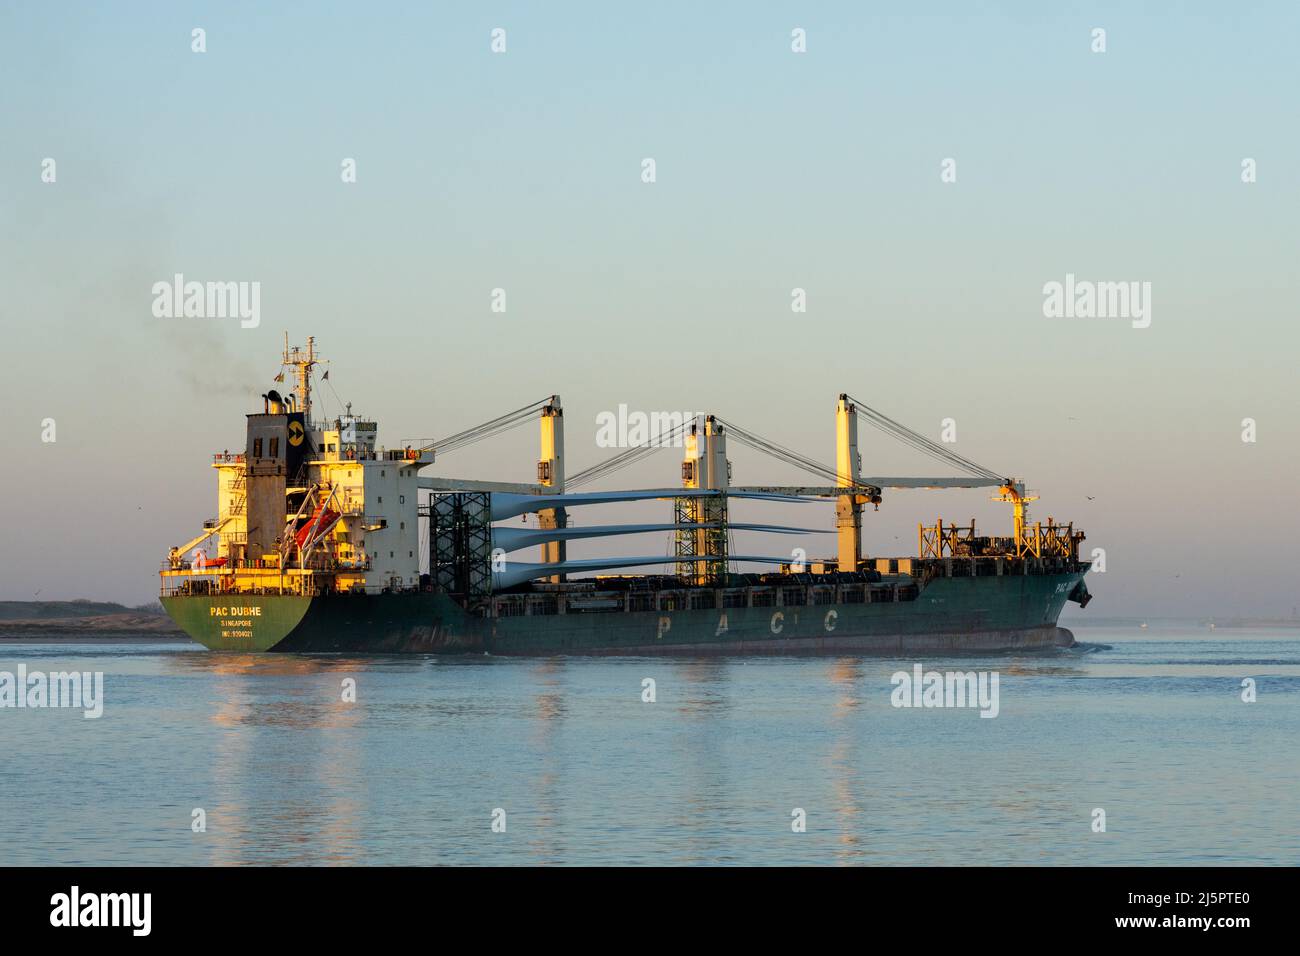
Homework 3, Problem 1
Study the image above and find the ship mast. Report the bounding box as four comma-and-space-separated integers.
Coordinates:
282, 333, 317, 420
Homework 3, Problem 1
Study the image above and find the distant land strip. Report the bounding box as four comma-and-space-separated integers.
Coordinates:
0, 600, 183, 636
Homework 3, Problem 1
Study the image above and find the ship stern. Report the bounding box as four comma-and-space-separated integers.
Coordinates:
161, 593, 313, 652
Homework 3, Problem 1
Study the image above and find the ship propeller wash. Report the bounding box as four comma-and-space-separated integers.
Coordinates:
160, 337, 1092, 654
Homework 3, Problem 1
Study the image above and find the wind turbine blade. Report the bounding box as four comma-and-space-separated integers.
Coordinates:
488, 488, 811, 521
491, 521, 827, 553
491, 554, 794, 589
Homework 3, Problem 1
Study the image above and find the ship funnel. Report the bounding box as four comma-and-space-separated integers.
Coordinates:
266, 389, 285, 414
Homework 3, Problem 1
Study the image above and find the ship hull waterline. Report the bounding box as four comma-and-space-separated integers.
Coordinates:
161, 569, 1086, 656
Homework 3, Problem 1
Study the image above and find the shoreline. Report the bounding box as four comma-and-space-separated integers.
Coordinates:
0, 634, 194, 644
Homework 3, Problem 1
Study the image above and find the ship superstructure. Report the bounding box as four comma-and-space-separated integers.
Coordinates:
160, 337, 1091, 654
167, 336, 429, 594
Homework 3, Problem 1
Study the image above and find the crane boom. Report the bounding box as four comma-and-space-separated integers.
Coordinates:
168, 518, 232, 568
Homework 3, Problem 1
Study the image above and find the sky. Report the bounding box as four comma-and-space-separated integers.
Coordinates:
1, 2, 1297, 617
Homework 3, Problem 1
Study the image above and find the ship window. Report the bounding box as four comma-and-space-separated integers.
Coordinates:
400, 522, 404, 530
378, 496, 382, 504
253, 438, 263, 458
389, 551, 394, 558
381, 470, 385, 477
270, 437, 279, 457
399, 495, 405, 504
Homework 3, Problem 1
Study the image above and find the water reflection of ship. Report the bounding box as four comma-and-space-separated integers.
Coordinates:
672, 660, 732, 864
200, 657, 365, 864
827, 659, 867, 862
525, 659, 567, 864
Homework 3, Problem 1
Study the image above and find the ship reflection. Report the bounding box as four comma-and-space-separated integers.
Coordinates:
165, 650, 1092, 866
186, 655, 368, 864
530, 659, 568, 725
525, 659, 566, 865
668, 660, 732, 864
167, 652, 369, 678
671, 658, 731, 716
825, 658, 868, 863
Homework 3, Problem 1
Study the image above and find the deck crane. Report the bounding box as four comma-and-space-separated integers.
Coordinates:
415, 396, 556, 495
167, 517, 232, 569
411, 391, 1033, 584
708, 398, 1023, 572
565, 397, 1028, 573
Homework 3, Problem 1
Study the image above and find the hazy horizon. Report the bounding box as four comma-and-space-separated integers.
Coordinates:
2, 3, 1297, 616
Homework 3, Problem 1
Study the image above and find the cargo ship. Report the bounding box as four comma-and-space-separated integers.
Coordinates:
160, 337, 1092, 654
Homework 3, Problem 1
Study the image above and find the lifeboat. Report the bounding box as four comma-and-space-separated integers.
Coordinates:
295, 505, 342, 549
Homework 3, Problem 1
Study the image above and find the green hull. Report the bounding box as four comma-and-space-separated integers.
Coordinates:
161, 594, 314, 653
162, 568, 1088, 655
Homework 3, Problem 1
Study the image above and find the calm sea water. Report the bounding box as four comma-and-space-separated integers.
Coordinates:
1, 626, 1297, 866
